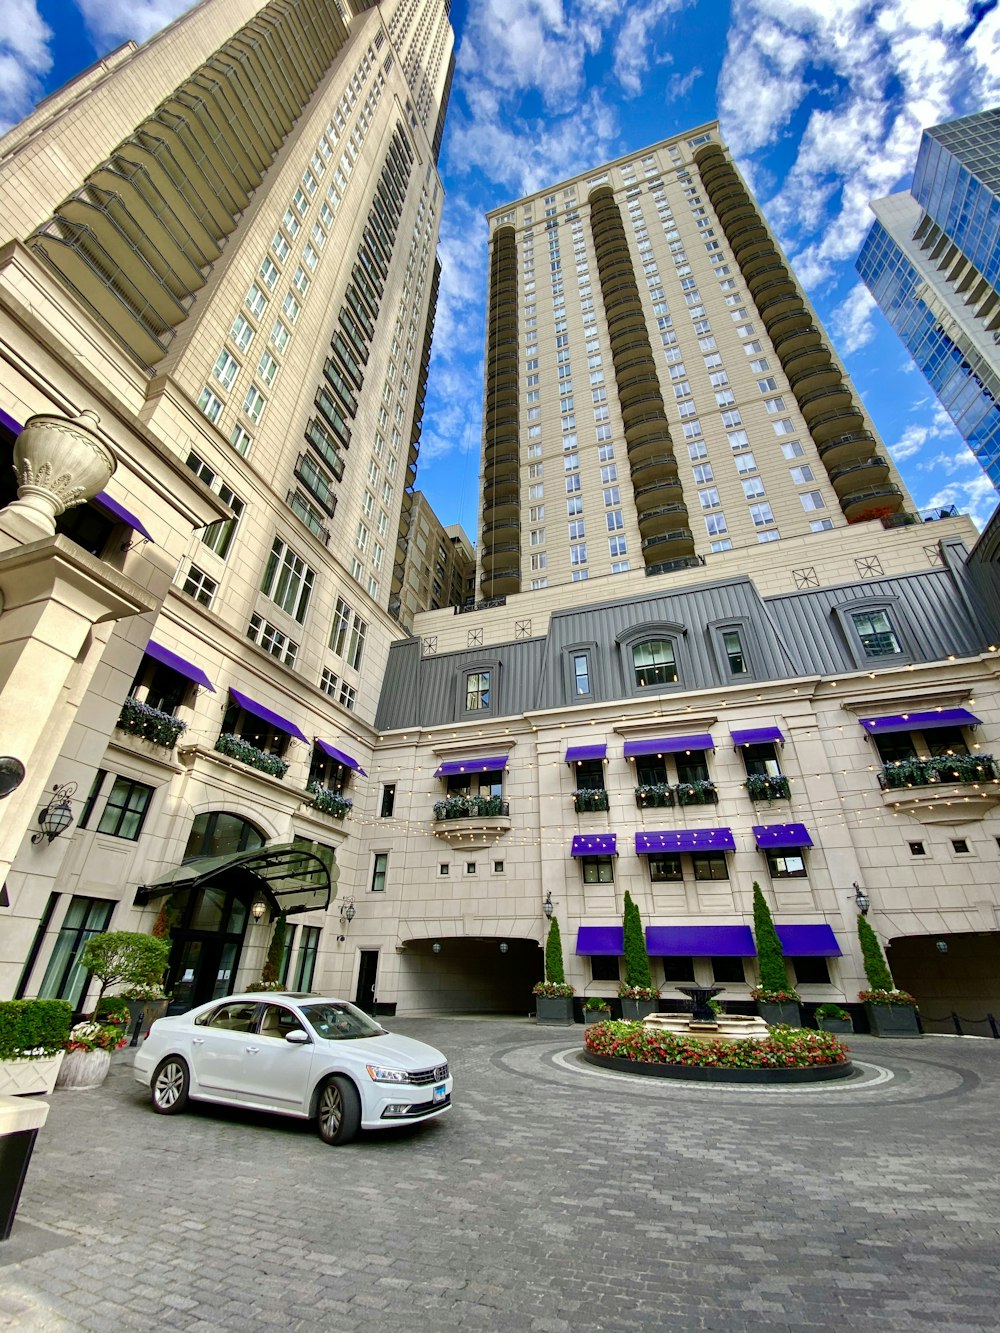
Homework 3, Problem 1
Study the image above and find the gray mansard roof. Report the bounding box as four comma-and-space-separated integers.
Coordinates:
375, 557, 1000, 731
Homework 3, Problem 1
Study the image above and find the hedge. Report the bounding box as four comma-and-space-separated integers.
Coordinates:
0, 998, 73, 1058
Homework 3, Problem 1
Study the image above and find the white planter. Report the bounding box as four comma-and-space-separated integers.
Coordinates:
55, 1048, 111, 1090
0, 1051, 65, 1096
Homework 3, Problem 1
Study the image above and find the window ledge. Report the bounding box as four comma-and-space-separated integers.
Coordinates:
108, 731, 185, 775
432, 814, 511, 849
880, 782, 1000, 825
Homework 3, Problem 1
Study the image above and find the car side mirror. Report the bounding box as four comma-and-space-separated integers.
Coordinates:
285, 1029, 310, 1044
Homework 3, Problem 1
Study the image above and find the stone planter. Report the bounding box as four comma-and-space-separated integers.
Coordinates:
620, 998, 659, 1021
816, 1017, 853, 1035
55, 1048, 112, 1090
535, 996, 574, 1026
0, 1052, 65, 1097
758, 1002, 802, 1027
865, 1003, 922, 1038
583, 1009, 612, 1028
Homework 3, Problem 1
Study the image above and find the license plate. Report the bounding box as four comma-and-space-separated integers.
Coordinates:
433, 1083, 446, 1103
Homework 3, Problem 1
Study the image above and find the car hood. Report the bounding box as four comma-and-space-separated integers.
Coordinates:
318, 1031, 447, 1068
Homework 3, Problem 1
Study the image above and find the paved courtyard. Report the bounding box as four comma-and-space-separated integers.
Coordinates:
1, 1020, 999, 1332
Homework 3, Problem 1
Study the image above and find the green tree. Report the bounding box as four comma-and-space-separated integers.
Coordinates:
261, 916, 287, 986
622, 890, 652, 990
752, 882, 789, 993
857, 914, 894, 991
544, 915, 566, 985
79, 931, 171, 1005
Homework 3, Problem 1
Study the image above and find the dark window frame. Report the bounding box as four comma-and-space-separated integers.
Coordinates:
96, 777, 155, 841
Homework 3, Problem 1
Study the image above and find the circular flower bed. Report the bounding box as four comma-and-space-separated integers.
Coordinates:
583, 1020, 854, 1084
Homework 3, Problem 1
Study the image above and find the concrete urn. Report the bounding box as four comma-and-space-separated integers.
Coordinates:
9, 410, 115, 534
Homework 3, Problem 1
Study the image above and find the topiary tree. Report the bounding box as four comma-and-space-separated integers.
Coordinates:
752, 881, 789, 994
622, 890, 652, 990
79, 931, 171, 1005
261, 916, 287, 986
857, 913, 894, 991
544, 915, 566, 984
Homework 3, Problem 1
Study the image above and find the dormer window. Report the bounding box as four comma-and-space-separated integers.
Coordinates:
632, 639, 677, 689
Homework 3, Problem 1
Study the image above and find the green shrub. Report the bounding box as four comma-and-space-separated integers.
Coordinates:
544, 915, 566, 985
622, 890, 652, 991
261, 916, 286, 986
815, 1003, 850, 1021
752, 881, 790, 996
94, 995, 131, 1026
79, 931, 171, 1004
857, 914, 894, 991
0, 999, 72, 1058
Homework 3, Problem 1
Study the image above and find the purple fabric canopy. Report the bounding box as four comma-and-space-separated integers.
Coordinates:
145, 639, 215, 692
229, 688, 308, 743
634, 828, 735, 854
752, 823, 813, 849
775, 924, 841, 957
646, 925, 756, 957
575, 926, 624, 956
565, 743, 607, 763
623, 733, 714, 758
860, 708, 980, 733
316, 739, 366, 775
571, 833, 617, 856
731, 726, 784, 746
93, 492, 155, 542
434, 755, 508, 776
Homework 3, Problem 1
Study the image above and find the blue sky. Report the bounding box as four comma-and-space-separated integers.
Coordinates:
4, 0, 999, 539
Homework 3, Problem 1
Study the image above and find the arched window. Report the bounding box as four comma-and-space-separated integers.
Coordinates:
183, 811, 266, 862
632, 639, 677, 689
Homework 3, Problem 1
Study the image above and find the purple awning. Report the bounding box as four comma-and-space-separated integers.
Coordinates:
575, 926, 624, 956
93, 492, 154, 542
145, 639, 215, 692
646, 925, 756, 957
731, 726, 784, 747
860, 708, 980, 734
624, 733, 714, 758
316, 739, 366, 775
434, 755, 508, 776
571, 833, 617, 856
565, 743, 607, 763
635, 828, 735, 854
775, 924, 841, 957
229, 688, 307, 743
752, 823, 813, 849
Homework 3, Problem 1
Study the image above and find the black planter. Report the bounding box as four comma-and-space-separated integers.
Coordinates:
816, 1017, 853, 1034
865, 1003, 922, 1038
758, 1002, 802, 1027
620, 998, 659, 1021
535, 996, 574, 1026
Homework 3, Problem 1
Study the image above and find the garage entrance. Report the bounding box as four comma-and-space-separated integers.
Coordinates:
887, 932, 1000, 1035
395, 937, 543, 1015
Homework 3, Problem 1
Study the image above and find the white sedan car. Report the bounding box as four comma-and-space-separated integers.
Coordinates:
133, 992, 452, 1145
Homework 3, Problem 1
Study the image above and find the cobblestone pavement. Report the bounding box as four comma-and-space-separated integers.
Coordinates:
2, 1022, 999, 1333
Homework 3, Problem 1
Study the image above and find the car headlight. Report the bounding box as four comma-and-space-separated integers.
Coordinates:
365, 1065, 410, 1083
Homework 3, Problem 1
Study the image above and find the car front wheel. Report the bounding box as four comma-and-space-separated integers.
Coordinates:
151, 1056, 190, 1115
316, 1075, 361, 1145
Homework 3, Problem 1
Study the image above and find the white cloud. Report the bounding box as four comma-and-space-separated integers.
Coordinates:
0, 1, 52, 136
830, 283, 878, 355
73, 1, 192, 52
666, 65, 703, 101
925, 473, 998, 531
612, 0, 684, 97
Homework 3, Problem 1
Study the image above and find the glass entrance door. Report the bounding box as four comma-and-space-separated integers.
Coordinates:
166, 883, 250, 1012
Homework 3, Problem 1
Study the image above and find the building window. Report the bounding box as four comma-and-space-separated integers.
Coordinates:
711, 956, 745, 983
591, 955, 620, 982
908, 840, 926, 856
765, 851, 807, 877
662, 957, 696, 984
197, 389, 223, 425
96, 777, 154, 841
439, 864, 450, 876
247, 614, 298, 667
261, 537, 315, 623
581, 856, 614, 884
952, 838, 970, 854
182, 565, 217, 606
293, 926, 320, 990
693, 852, 728, 880
37, 895, 115, 1006
371, 853, 388, 892
380, 784, 396, 818
573, 652, 591, 697
649, 854, 683, 882
851, 609, 902, 658
792, 957, 831, 985
466, 670, 491, 711
632, 639, 677, 689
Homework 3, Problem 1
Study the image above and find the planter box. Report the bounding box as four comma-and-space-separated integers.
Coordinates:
620, 999, 659, 1021
865, 1003, 922, 1038
535, 996, 574, 1026
816, 1018, 853, 1034
55, 1048, 112, 1090
583, 1010, 612, 1027
758, 1002, 802, 1027
0, 1052, 65, 1097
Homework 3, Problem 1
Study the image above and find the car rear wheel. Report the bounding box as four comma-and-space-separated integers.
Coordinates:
151, 1056, 190, 1115
316, 1075, 360, 1145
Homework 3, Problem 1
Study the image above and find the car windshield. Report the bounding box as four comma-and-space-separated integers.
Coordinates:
300, 1001, 387, 1040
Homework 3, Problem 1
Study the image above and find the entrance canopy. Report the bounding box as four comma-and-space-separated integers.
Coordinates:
137, 842, 333, 916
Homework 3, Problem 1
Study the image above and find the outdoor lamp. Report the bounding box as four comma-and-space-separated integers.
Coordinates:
340, 896, 356, 926
853, 883, 870, 916
500, 941, 509, 954
432, 941, 441, 954
31, 782, 76, 844
250, 897, 267, 923
0, 756, 25, 800
543, 890, 554, 920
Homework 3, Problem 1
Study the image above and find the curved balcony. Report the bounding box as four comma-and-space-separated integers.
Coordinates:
637, 501, 690, 539
641, 527, 695, 555
621, 393, 668, 427
625, 413, 673, 442
481, 541, 521, 570
747, 271, 795, 304
482, 474, 518, 504
732, 237, 776, 269
712, 188, 751, 219
765, 306, 813, 343
728, 218, 768, 250
488, 515, 520, 537
627, 433, 675, 466
807, 404, 866, 445
481, 565, 520, 598
759, 294, 808, 330
432, 796, 512, 848
608, 308, 648, 338
829, 455, 891, 493
484, 451, 519, 478
771, 322, 823, 356
744, 258, 788, 289
619, 376, 663, 408
785, 353, 838, 392
630, 453, 679, 483
796, 382, 855, 420
817, 430, 878, 467
840, 483, 905, 521
634, 476, 684, 503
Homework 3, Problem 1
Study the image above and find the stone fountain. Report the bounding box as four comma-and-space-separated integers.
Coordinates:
643, 984, 771, 1041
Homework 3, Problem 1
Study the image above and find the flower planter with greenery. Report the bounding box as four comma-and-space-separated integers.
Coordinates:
573, 788, 610, 814
215, 732, 289, 779
857, 914, 921, 1036
814, 1003, 853, 1034
675, 779, 718, 806
635, 783, 674, 809
583, 997, 613, 1026
0, 999, 72, 1096
880, 753, 997, 789
433, 794, 508, 820
535, 917, 574, 1024
116, 696, 187, 749
308, 784, 353, 820
583, 1021, 852, 1083
745, 772, 791, 802
56, 1021, 128, 1090
752, 882, 801, 1026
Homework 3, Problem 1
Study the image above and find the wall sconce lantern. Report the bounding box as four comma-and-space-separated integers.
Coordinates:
340, 896, 356, 927
499, 941, 508, 954
250, 896, 268, 923
543, 890, 554, 920
852, 883, 870, 916
31, 782, 76, 844
936, 940, 949, 954
432, 941, 441, 954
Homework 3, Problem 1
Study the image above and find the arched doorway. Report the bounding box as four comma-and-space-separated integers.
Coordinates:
396, 937, 543, 1015
887, 932, 1000, 1032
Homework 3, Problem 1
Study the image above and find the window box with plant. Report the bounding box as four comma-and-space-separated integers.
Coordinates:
857, 913, 921, 1036
433, 794, 508, 820
573, 788, 610, 813
814, 1003, 853, 1034
879, 753, 998, 790
308, 784, 353, 819
0, 999, 72, 1096
752, 882, 801, 1026
534, 916, 575, 1024
215, 732, 290, 779
745, 772, 791, 802
116, 696, 188, 749
635, 783, 674, 809
583, 996, 613, 1026
675, 779, 718, 807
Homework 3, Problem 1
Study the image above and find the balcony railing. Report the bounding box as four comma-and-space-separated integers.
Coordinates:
675, 780, 718, 807
635, 784, 674, 809
117, 696, 187, 749
879, 754, 998, 790
215, 733, 289, 779
574, 789, 610, 814
745, 773, 791, 802
433, 795, 510, 820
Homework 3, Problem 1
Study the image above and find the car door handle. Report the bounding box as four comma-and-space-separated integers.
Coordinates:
192, 1037, 204, 1045
245, 1045, 259, 1054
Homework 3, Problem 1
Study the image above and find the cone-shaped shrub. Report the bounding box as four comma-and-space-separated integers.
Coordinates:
261, 916, 287, 985
622, 890, 652, 990
544, 915, 566, 985
752, 881, 788, 993
857, 914, 894, 991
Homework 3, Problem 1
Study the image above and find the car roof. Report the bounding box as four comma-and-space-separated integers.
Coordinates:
214, 992, 344, 1004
